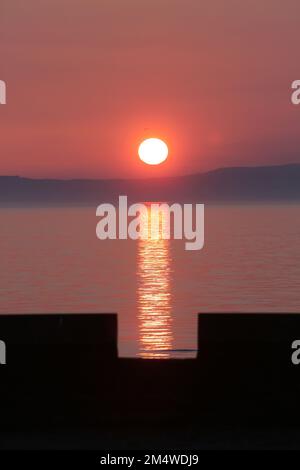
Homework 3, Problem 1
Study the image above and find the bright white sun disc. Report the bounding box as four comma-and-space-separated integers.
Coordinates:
138, 138, 168, 165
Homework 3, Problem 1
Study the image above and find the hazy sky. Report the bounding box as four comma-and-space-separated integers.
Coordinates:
1, 0, 300, 178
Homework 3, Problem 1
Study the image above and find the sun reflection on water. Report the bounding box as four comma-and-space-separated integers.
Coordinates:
137, 204, 173, 358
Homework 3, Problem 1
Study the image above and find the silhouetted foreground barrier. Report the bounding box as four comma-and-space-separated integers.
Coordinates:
197, 313, 300, 426
0, 312, 300, 433
198, 313, 299, 381
0, 313, 118, 388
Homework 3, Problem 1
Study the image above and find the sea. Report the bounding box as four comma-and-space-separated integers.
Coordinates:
0, 203, 299, 358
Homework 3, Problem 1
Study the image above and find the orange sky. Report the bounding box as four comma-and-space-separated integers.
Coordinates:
1, 0, 300, 178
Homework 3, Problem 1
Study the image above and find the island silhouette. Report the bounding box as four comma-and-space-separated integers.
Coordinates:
0, 163, 300, 204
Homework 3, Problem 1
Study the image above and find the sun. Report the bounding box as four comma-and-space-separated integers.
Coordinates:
138, 138, 168, 165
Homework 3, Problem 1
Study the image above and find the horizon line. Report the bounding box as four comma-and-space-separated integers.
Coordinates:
0, 162, 299, 182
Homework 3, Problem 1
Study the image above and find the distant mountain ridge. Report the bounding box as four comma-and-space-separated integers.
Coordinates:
0, 164, 300, 204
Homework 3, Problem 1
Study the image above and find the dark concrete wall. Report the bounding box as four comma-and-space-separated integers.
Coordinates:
196, 313, 300, 425
0, 313, 117, 351
197, 313, 299, 371
0, 312, 300, 430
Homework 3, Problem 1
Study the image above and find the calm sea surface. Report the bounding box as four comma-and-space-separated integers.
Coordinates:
0, 204, 299, 358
